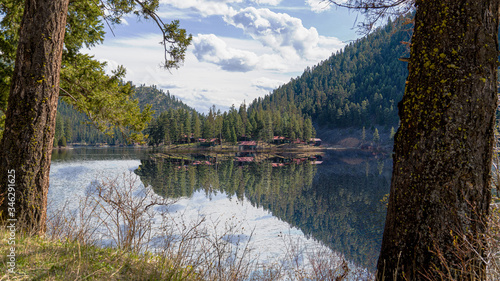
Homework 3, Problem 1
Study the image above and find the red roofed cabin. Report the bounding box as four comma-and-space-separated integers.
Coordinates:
199, 138, 219, 147
272, 136, 287, 145
239, 141, 257, 151
310, 138, 322, 146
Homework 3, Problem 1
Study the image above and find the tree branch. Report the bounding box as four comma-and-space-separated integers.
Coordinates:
328, 0, 415, 33
59, 86, 79, 103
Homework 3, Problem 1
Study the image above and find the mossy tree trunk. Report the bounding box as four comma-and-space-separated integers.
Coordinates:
0, 0, 69, 234
376, 0, 500, 280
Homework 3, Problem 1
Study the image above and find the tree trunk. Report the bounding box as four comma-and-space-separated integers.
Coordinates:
376, 0, 499, 280
0, 0, 69, 235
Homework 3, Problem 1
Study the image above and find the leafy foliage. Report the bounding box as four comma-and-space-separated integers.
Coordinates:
60, 56, 153, 141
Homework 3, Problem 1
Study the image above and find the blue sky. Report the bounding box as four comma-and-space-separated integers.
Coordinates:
87, 0, 364, 113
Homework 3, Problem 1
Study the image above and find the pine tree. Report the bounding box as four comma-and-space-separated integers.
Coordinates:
0, 0, 191, 234
203, 108, 215, 139
303, 117, 313, 142
192, 113, 201, 139
230, 126, 237, 144
373, 128, 380, 144
184, 110, 191, 138
374, 1, 500, 279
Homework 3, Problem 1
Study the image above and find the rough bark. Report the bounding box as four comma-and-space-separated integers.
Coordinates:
376, 0, 499, 280
0, 0, 69, 234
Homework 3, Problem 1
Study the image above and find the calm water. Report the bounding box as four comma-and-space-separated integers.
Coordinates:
50, 147, 391, 272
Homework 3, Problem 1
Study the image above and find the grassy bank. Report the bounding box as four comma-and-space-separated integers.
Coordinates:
0, 231, 195, 280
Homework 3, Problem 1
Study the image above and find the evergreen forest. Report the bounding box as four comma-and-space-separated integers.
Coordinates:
54, 17, 414, 147
143, 18, 411, 146
53, 85, 194, 146
145, 103, 316, 146
248, 18, 411, 129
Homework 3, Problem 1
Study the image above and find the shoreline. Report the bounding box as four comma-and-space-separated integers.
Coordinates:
53, 141, 390, 155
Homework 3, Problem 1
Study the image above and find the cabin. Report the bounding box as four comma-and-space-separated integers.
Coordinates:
199, 138, 218, 147
179, 134, 189, 144
238, 141, 257, 151
235, 157, 254, 163
310, 138, 322, 146
272, 136, 287, 145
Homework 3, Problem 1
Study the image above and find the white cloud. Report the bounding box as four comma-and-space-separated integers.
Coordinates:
120, 18, 130, 25
251, 0, 283, 6
87, 34, 286, 113
258, 53, 288, 71
306, 0, 332, 13
252, 77, 285, 92
160, 0, 240, 17
306, 0, 349, 12
224, 7, 344, 61
156, 8, 198, 20
191, 33, 323, 73
86, 3, 352, 114
193, 34, 259, 72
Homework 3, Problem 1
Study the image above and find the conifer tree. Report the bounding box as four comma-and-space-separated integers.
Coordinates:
372, 128, 380, 144
325, 0, 500, 279
0, 0, 191, 233
192, 112, 201, 139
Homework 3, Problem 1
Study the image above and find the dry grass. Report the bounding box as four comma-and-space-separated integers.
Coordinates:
0, 230, 195, 280
486, 199, 500, 280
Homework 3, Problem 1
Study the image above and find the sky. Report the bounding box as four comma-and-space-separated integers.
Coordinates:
87, 0, 364, 113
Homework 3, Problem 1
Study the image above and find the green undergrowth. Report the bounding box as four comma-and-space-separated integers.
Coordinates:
0, 231, 197, 280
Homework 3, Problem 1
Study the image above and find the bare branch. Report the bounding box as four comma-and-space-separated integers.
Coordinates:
91, 0, 117, 37
328, 0, 415, 33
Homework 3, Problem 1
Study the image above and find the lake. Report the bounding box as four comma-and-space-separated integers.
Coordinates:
49, 147, 391, 277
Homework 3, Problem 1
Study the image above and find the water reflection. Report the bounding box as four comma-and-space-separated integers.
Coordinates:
135, 150, 391, 271
51, 146, 150, 161
296, 151, 391, 270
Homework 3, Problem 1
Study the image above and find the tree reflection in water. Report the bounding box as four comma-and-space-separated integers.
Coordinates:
135, 150, 391, 271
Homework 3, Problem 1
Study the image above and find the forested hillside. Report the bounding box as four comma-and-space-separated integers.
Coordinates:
248, 18, 411, 129
133, 85, 194, 117
54, 85, 193, 146
145, 103, 315, 146
56, 18, 413, 147
56, 82, 316, 147
145, 18, 413, 147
